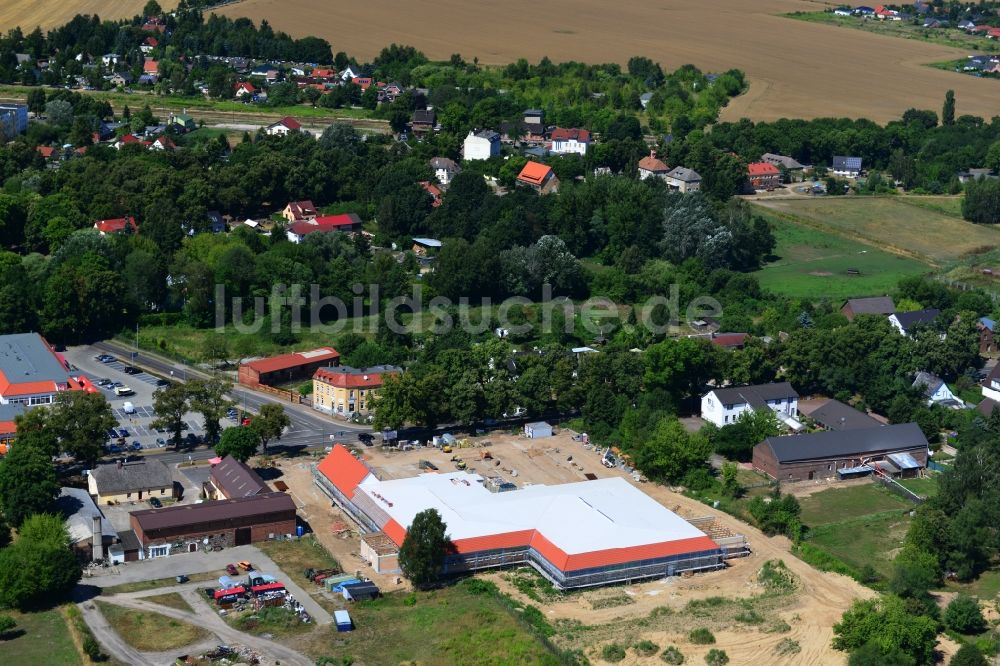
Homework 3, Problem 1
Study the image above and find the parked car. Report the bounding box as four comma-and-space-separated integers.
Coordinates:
155, 378, 169, 386
226, 563, 238, 576
117, 428, 130, 437
131, 441, 142, 451
123, 366, 140, 375
148, 497, 162, 508
238, 560, 253, 571
155, 438, 166, 447
114, 386, 134, 396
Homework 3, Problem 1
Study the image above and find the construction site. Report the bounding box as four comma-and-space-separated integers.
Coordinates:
309, 429, 750, 590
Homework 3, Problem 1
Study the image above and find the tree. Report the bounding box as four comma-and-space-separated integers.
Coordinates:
0, 443, 58, 527
643, 338, 718, 406
187, 377, 232, 444
0, 514, 80, 609
251, 403, 291, 454
833, 596, 938, 665
398, 508, 450, 589
150, 383, 189, 448
48, 391, 117, 466
950, 644, 988, 666
942, 90, 955, 126
214, 426, 258, 463
848, 641, 915, 666
962, 178, 1000, 225
720, 462, 742, 498
44, 99, 72, 127
944, 594, 986, 634
634, 418, 712, 483
889, 546, 940, 600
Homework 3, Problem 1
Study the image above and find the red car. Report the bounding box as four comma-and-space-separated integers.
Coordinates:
225, 563, 238, 576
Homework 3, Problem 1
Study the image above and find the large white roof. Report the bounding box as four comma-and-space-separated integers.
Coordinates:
357, 472, 706, 555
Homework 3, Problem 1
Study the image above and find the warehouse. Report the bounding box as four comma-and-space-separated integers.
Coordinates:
238, 347, 340, 387
752, 422, 929, 482
130, 492, 296, 558
314, 445, 740, 589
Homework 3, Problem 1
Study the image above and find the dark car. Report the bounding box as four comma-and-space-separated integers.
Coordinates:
225, 563, 238, 576
131, 441, 142, 451
155, 378, 169, 386
123, 366, 140, 375
117, 428, 130, 437
148, 497, 162, 508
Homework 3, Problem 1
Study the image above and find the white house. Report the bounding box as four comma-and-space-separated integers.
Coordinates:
549, 128, 591, 156
637, 151, 669, 181
831, 156, 863, 177
888, 309, 940, 336
265, 116, 301, 136
912, 371, 962, 408
834, 7, 853, 16
700, 382, 800, 428
463, 130, 500, 161
430, 157, 461, 187
982, 365, 1000, 402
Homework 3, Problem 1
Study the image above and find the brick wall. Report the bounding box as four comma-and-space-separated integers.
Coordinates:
753, 444, 928, 482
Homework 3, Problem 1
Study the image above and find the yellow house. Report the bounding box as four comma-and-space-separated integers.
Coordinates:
312, 365, 401, 417
88, 459, 174, 505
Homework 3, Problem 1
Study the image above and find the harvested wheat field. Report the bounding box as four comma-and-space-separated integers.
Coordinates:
217, 0, 997, 123
0, 1, 179, 32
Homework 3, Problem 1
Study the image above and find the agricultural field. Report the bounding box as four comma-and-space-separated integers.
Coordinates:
216, 0, 999, 123
755, 196, 1000, 266
785, 11, 1000, 51
754, 212, 928, 299
0, 0, 177, 32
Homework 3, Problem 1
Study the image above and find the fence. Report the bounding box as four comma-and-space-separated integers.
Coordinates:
874, 475, 924, 505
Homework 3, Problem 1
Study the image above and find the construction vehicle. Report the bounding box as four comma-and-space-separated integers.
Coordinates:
442, 445, 453, 453
479, 450, 493, 461
455, 460, 467, 470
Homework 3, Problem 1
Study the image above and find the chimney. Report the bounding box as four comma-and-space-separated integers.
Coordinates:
650, 150, 656, 159
92, 515, 104, 561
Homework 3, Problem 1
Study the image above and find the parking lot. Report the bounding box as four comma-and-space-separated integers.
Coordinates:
64, 346, 208, 452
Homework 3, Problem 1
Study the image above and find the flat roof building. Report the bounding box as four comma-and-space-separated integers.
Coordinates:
314, 445, 742, 589
0, 333, 89, 406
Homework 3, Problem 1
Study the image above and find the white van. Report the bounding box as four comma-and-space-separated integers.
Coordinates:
122, 402, 136, 414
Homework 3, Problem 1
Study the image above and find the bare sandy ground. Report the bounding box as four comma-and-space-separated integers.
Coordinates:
277, 431, 876, 664
214, 0, 997, 123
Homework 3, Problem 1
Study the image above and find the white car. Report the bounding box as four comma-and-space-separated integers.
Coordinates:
114, 386, 134, 396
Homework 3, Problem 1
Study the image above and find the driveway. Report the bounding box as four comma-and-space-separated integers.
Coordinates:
83, 544, 331, 624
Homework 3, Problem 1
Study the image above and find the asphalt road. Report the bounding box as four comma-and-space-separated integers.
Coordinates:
91, 340, 372, 461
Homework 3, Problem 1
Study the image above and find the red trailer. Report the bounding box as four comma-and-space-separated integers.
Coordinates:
250, 582, 286, 597
213, 586, 246, 606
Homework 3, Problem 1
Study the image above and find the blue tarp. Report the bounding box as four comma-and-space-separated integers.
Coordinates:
330, 579, 361, 593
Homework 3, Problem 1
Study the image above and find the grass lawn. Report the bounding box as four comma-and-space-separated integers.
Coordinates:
0, 607, 81, 665
228, 606, 312, 639
783, 12, 997, 51
807, 511, 912, 578
799, 484, 913, 527
944, 569, 1000, 602
94, 602, 208, 652
101, 570, 218, 595
258, 536, 342, 582
897, 476, 939, 499
754, 197, 999, 266
298, 583, 558, 665
755, 212, 928, 299
142, 592, 194, 612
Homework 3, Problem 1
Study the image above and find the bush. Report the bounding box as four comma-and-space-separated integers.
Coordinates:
735, 608, 763, 624
635, 639, 659, 656
758, 559, 797, 593
704, 649, 729, 666
601, 643, 627, 662
0, 614, 15, 637
944, 595, 987, 634
661, 646, 685, 664
402, 593, 417, 606
463, 578, 498, 595
688, 628, 715, 645
950, 643, 988, 666
83, 635, 104, 661
775, 638, 801, 656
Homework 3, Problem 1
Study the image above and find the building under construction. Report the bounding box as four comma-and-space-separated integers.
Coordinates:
314, 445, 748, 590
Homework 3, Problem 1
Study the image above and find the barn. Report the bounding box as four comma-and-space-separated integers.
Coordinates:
752, 422, 928, 482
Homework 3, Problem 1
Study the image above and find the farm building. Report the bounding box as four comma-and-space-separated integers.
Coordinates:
88, 459, 174, 505
801, 398, 881, 431
129, 492, 296, 558
752, 422, 928, 482
238, 347, 340, 387
313, 445, 746, 589
840, 296, 895, 321
205, 455, 269, 500
888, 309, 940, 336
57, 487, 120, 563
524, 421, 553, 438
